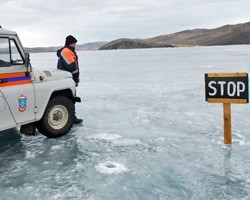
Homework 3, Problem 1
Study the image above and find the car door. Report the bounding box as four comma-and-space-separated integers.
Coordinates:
0, 36, 36, 126
0, 90, 16, 131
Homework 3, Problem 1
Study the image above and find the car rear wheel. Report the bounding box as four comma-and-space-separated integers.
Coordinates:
37, 96, 74, 138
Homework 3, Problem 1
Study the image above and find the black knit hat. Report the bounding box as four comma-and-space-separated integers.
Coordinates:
65, 35, 77, 45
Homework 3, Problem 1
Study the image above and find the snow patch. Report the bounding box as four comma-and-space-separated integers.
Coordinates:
95, 161, 129, 175
25, 151, 35, 159
112, 139, 142, 147
87, 133, 142, 147
87, 133, 122, 141
233, 133, 247, 146
51, 145, 63, 150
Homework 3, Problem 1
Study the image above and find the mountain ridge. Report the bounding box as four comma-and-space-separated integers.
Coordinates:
25, 22, 250, 52
99, 22, 250, 50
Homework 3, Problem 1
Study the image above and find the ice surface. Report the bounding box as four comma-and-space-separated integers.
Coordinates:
0, 46, 250, 199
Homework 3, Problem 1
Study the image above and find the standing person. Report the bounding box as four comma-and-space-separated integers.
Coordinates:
57, 35, 83, 124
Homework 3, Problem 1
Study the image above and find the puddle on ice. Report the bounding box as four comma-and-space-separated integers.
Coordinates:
95, 161, 129, 175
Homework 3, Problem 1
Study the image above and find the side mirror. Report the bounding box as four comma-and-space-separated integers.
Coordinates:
25, 53, 30, 68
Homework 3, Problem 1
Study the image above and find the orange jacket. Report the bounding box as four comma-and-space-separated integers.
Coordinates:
57, 46, 79, 82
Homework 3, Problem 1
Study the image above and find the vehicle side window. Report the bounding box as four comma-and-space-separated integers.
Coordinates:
10, 39, 24, 65
0, 38, 11, 67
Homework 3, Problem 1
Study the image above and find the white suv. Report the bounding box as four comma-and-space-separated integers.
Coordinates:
0, 27, 80, 138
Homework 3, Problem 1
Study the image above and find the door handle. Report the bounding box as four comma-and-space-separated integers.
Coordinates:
0, 79, 8, 84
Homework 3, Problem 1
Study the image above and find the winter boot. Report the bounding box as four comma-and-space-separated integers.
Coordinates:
74, 116, 83, 124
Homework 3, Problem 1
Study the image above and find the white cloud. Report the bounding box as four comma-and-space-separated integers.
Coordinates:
1, 0, 250, 47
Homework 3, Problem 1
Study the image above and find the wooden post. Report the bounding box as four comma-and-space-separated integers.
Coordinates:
223, 103, 232, 144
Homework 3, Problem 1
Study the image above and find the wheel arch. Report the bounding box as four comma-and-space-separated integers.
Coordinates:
50, 89, 75, 103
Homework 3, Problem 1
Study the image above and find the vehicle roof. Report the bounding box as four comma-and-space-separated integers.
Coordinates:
0, 27, 17, 36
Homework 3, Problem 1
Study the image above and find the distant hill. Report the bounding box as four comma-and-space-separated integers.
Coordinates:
25, 42, 108, 53
99, 39, 173, 50
77, 42, 108, 51
99, 22, 250, 50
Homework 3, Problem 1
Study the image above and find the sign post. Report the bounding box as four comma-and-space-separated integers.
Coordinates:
223, 103, 231, 144
205, 73, 249, 144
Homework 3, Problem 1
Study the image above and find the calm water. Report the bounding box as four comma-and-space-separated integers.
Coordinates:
0, 46, 250, 200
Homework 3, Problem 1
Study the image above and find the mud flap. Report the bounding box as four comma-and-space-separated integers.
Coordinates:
20, 123, 36, 136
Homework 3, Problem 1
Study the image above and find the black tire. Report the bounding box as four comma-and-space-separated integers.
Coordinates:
37, 96, 74, 138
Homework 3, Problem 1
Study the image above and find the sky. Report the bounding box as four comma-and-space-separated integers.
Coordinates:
1, 0, 250, 47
